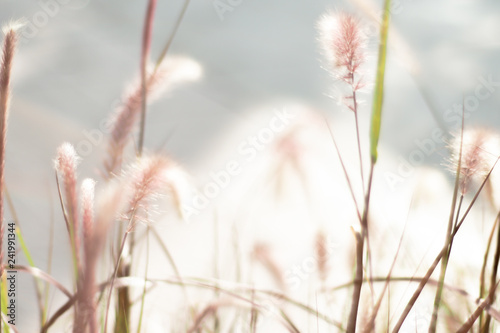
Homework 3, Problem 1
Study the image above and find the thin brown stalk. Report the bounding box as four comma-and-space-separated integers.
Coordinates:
347, 162, 375, 333
154, 0, 191, 70
457, 280, 500, 333
325, 120, 362, 222
14, 265, 72, 298
347, 228, 364, 333
41, 297, 76, 333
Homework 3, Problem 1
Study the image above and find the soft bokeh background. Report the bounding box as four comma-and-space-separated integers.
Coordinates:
1, 0, 500, 331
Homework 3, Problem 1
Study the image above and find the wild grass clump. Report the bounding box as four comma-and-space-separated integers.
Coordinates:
1, 1, 500, 333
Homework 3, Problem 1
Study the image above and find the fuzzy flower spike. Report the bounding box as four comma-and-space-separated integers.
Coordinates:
104, 57, 202, 179
318, 11, 366, 92
55, 142, 82, 276
450, 128, 499, 195
0, 25, 18, 278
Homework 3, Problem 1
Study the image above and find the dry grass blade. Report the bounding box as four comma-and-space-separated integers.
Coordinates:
41, 297, 75, 333
457, 280, 500, 333
428, 109, 465, 333
15, 265, 72, 298
347, 227, 364, 333
392, 156, 500, 332
156, 277, 340, 331
181, 277, 344, 329
362, 197, 412, 333
104, 57, 201, 178
259, 290, 343, 329
327, 276, 468, 298
325, 119, 362, 222
154, 0, 191, 69
278, 308, 301, 333
150, 226, 192, 305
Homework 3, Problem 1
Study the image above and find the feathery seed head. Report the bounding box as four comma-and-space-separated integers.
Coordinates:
55, 142, 80, 176
0, 22, 19, 279
104, 56, 202, 178
54, 142, 82, 274
2, 20, 26, 35
449, 128, 499, 195
317, 11, 366, 88
0, 25, 18, 136
124, 154, 188, 226
55, 143, 80, 215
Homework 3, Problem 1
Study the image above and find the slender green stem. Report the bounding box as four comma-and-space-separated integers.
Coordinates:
429, 195, 463, 333
346, 163, 375, 333
103, 215, 135, 333
428, 104, 465, 333
351, 80, 364, 194
136, 228, 150, 333
482, 212, 500, 332
478, 211, 500, 329
154, 0, 191, 71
